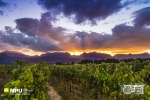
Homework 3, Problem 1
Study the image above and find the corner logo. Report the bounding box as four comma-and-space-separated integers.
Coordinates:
122, 85, 144, 94
4, 88, 33, 95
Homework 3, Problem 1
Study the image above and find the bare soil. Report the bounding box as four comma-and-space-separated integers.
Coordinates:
47, 84, 62, 100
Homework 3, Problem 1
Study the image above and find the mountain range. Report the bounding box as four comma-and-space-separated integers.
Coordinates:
0, 51, 150, 64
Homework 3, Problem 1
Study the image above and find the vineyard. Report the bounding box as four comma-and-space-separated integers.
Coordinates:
0, 59, 150, 100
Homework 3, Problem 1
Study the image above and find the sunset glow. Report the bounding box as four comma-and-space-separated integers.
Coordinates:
0, 0, 150, 57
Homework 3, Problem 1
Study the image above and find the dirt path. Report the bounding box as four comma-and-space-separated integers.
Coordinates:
47, 84, 62, 100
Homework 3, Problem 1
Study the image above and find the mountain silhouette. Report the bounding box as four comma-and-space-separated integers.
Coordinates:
1, 50, 30, 58
0, 51, 150, 64
114, 52, 150, 60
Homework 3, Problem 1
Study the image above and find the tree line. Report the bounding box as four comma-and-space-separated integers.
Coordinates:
55, 58, 150, 65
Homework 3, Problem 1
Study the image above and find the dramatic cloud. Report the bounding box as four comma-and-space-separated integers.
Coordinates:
13, 12, 111, 51
1, 5, 150, 55
0, 28, 61, 52
15, 18, 39, 36
37, 0, 129, 25
70, 23, 150, 52
15, 12, 58, 36
15, 12, 64, 38
102, 7, 150, 51
69, 31, 110, 50
133, 7, 150, 27
0, 0, 8, 15
0, 0, 7, 7
110, 24, 150, 49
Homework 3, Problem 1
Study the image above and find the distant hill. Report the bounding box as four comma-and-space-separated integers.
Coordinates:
29, 52, 80, 63
0, 51, 150, 64
80, 52, 112, 60
1, 50, 30, 58
0, 53, 24, 64
114, 52, 150, 60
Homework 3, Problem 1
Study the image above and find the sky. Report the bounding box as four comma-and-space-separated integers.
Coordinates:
0, 0, 150, 56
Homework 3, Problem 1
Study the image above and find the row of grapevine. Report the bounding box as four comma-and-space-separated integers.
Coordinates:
1, 59, 150, 100
3, 60, 50, 100
49, 61, 150, 100
0, 64, 15, 100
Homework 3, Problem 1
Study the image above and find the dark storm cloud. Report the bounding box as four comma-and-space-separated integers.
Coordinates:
0, 0, 8, 15
15, 12, 68, 47
15, 18, 39, 36
37, 0, 129, 25
38, 12, 66, 41
2, 12, 67, 52
60, 22, 150, 51
5, 26, 12, 31
0, 29, 61, 52
0, 0, 7, 7
15, 12, 64, 38
14, 12, 111, 50
110, 24, 150, 48
133, 7, 150, 27
66, 31, 110, 50
66, 23, 150, 50
3, 4, 150, 52
110, 6, 150, 48
13, 11, 150, 51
